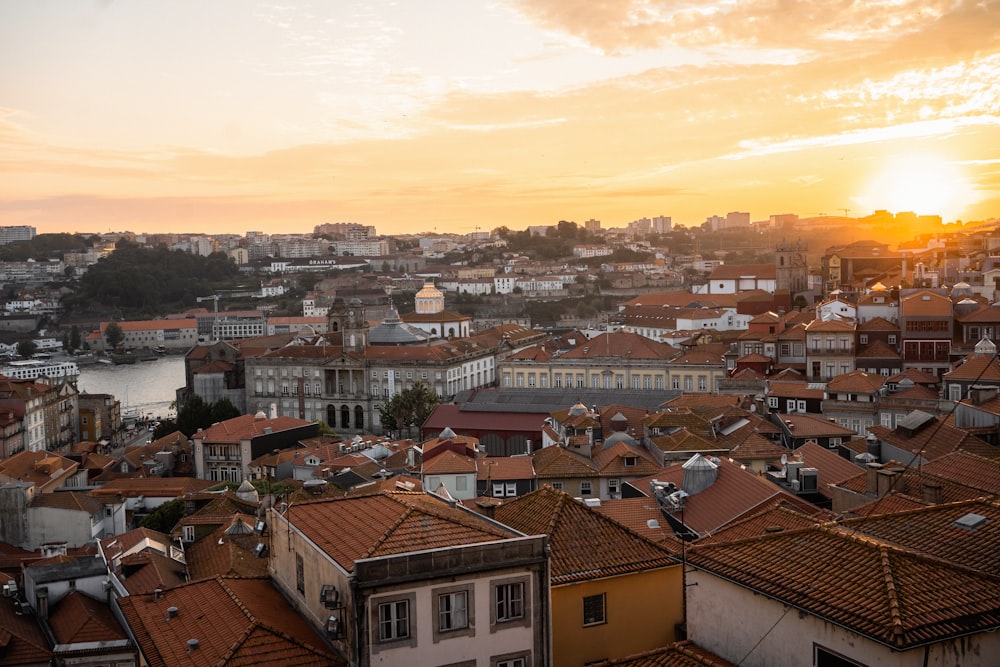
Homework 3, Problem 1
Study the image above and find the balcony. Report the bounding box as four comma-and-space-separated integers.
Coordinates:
821, 399, 877, 414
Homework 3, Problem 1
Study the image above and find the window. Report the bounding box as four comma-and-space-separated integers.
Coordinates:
492, 654, 528, 667
608, 479, 620, 496
583, 593, 606, 626
815, 645, 865, 667
796, 400, 807, 412
888, 334, 897, 345
859, 334, 868, 345
672, 376, 680, 390
295, 553, 304, 594
437, 590, 469, 632
494, 581, 525, 623
623, 456, 637, 467
580, 480, 592, 496
182, 525, 195, 543
768, 396, 779, 409
550, 482, 564, 491
378, 599, 410, 641
698, 376, 707, 391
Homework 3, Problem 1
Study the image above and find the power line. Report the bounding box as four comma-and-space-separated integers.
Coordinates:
732, 346, 998, 665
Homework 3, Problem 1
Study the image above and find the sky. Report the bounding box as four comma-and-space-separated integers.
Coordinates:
1, 0, 999, 237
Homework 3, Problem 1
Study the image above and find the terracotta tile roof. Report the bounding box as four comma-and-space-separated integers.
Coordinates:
956, 303, 1000, 323
532, 444, 600, 478
836, 498, 1000, 574
641, 457, 821, 536
662, 394, 743, 412
184, 516, 269, 580
849, 493, 931, 517
687, 524, 1000, 649
651, 430, 725, 455
598, 404, 651, 438
869, 415, 993, 462
49, 589, 129, 644
120, 550, 187, 596
100, 526, 173, 561
90, 477, 215, 499
778, 413, 856, 438
944, 352, 1000, 381
590, 497, 683, 550
422, 448, 477, 475
621, 291, 741, 309
119, 577, 342, 667
696, 501, 829, 545
804, 319, 855, 332
887, 368, 939, 385
643, 408, 715, 439
0, 449, 79, 490
857, 316, 899, 331
834, 463, 990, 505
886, 384, 939, 401
826, 369, 886, 393
0, 594, 51, 665
671, 348, 724, 365
900, 289, 952, 317
585, 640, 737, 667
920, 451, 1000, 493
766, 380, 825, 399
477, 456, 535, 481
283, 491, 518, 572
559, 331, 678, 360
726, 433, 788, 462
29, 490, 104, 514
493, 486, 677, 584
790, 442, 869, 498
194, 414, 313, 443
593, 441, 661, 477
855, 340, 900, 359
708, 263, 776, 280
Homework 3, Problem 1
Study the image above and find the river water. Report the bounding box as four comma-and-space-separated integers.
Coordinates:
75, 356, 185, 423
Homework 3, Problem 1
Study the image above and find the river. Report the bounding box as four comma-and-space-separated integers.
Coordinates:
75, 356, 186, 423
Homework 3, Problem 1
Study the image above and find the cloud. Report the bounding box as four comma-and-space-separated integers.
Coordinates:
511, 0, 992, 55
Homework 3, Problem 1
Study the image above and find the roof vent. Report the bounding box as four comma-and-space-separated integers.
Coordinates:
952, 512, 989, 531
187, 638, 199, 652
166, 606, 178, 621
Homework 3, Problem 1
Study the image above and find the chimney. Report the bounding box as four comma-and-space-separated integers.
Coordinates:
269, 403, 278, 419
36, 587, 48, 619
969, 385, 999, 406
921, 482, 943, 505
876, 468, 897, 498
866, 463, 884, 496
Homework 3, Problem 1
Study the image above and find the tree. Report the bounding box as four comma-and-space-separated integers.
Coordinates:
68, 325, 82, 352
378, 381, 441, 438
104, 321, 123, 349
139, 497, 186, 533
16, 339, 37, 358
209, 397, 241, 424
152, 421, 179, 440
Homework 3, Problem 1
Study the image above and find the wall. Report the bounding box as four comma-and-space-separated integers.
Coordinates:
552, 566, 682, 666
687, 568, 1000, 667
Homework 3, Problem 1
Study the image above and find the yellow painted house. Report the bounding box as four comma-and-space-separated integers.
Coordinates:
493, 486, 684, 666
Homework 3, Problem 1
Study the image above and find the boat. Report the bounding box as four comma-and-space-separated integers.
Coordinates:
110, 352, 137, 365
96, 357, 113, 365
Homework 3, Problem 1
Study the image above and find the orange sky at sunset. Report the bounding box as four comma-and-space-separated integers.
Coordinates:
2, 1, 998, 236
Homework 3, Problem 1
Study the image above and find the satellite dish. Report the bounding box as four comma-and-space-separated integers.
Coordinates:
780, 453, 788, 465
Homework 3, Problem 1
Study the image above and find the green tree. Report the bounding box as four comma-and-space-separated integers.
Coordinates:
378, 381, 441, 438
139, 497, 186, 532
209, 397, 241, 424
69, 325, 82, 351
152, 421, 178, 440
176, 395, 211, 437
104, 321, 123, 349
16, 339, 37, 358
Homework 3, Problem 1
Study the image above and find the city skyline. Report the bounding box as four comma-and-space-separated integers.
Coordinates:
2, 0, 998, 236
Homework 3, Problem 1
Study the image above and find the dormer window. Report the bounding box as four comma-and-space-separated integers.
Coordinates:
624, 456, 637, 467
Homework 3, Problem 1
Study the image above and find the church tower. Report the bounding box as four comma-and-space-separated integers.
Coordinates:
775, 241, 808, 295
327, 297, 369, 354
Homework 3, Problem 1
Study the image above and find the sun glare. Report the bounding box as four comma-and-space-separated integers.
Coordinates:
858, 154, 973, 220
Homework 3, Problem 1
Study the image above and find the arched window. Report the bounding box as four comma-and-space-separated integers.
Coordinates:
340, 405, 350, 429
354, 405, 364, 429
326, 404, 337, 428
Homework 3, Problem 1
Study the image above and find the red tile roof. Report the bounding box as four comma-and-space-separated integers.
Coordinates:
283, 491, 517, 572
477, 456, 535, 481
492, 487, 677, 584
0, 594, 51, 664
49, 589, 128, 645
194, 414, 313, 443
532, 445, 600, 478
585, 641, 737, 667
119, 577, 341, 667
687, 524, 1000, 649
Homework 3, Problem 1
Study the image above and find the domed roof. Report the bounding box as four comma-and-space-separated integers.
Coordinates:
348, 297, 363, 307
416, 282, 443, 299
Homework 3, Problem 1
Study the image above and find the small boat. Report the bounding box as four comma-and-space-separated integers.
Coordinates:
96, 357, 113, 365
